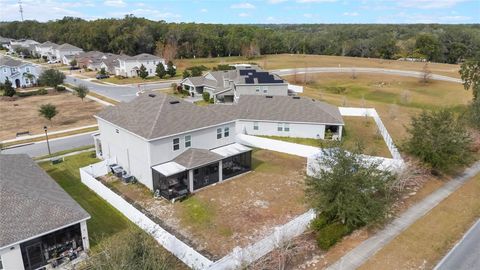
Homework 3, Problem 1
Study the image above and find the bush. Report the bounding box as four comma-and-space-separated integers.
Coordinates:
38, 69, 65, 87
310, 214, 328, 231
209, 98, 214, 103
55, 85, 66, 91
316, 223, 351, 250
202, 92, 210, 102
16, 88, 48, 97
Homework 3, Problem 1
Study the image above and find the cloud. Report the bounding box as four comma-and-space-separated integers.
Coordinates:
109, 9, 182, 21
0, 0, 94, 21
266, 16, 275, 21
397, 0, 466, 9
376, 11, 472, 23
297, 0, 337, 3
238, 12, 250, 17
268, 0, 288, 3
231, 2, 256, 9
200, 8, 208, 12
343, 12, 359, 16
104, 0, 126, 7
303, 13, 313, 18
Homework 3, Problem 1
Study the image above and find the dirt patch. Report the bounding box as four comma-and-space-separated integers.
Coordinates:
0, 90, 103, 140
100, 149, 307, 260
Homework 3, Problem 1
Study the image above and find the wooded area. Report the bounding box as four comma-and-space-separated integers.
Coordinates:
0, 16, 479, 63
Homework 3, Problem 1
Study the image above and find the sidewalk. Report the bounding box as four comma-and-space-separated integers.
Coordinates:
327, 161, 480, 270
1, 124, 98, 144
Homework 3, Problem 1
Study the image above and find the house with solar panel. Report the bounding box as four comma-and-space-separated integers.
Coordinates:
180, 65, 293, 103
93, 92, 344, 200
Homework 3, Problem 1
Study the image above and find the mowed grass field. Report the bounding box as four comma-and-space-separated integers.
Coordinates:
288, 73, 470, 143
176, 54, 461, 78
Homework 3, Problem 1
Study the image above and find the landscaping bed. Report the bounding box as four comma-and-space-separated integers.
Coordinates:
0, 90, 103, 140
98, 149, 307, 260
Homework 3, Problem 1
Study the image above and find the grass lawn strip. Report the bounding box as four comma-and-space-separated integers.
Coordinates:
359, 173, 480, 270
34, 145, 94, 160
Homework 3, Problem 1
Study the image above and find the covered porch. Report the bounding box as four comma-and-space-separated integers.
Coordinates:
151, 143, 252, 200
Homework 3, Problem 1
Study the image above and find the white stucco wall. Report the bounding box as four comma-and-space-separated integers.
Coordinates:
97, 118, 153, 189
0, 63, 40, 88
236, 120, 327, 139
149, 122, 236, 166
0, 244, 24, 270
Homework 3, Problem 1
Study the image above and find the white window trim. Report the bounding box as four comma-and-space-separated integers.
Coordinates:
253, 122, 259, 130
185, 135, 191, 148
277, 123, 283, 132
284, 123, 290, 132
224, 127, 230, 137
173, 138, 180, 151
216, 128, 222, 139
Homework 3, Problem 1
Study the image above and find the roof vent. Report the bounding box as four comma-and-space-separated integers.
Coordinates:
266, 95, 273, 99
148, 93, 156, 98
169, 100, 180, 104
292, 96, 300, 99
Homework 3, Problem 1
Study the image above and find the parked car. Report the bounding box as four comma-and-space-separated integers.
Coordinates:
69, 66, 80, 70
47, 59, 60, 64
96, 74, 110, 79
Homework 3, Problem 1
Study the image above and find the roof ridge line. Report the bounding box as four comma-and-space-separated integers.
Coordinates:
148, 95, 168, 138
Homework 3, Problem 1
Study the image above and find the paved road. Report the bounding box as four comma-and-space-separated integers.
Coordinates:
271, 67, 462, 84
327, 161, 480, 270
1, 132, 95, 157
65, 75, 179, 102
435, 219, 480, 270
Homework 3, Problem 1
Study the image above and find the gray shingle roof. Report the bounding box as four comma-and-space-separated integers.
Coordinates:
0, 56, 25, 67
56, 43, 82, 51
174, 148, 223, 169
95, 94, 234, 140
96, 93, 343, 141
0, 154, 90, 248
38, 41, 58, 48
234, 95, 344, 124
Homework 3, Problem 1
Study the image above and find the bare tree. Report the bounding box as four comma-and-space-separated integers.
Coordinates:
420, 63, 432, 84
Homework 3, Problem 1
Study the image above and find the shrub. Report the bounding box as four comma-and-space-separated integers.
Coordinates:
310, 214, 328, 231
55, 85, 66, 91
37, 88, 48, 95
202, 92, 210, 102
16, 88, 48, 97
209, 97, 214, 104
316, 223, 351, 250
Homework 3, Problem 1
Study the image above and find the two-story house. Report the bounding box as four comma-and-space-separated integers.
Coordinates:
114, 53, 167, 77
34, 41, 59, 61
0, 154, 90, 270
55, 43, 83, 64
94, 93, 344, 200
6, 39, 39, 56
180, 65, 291, 103
0, 56, 41, 88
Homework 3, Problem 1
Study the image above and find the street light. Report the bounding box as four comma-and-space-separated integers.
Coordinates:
44, 126, 51, 156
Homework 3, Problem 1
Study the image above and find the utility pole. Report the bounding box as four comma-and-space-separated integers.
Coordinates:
18, 0, 24, 21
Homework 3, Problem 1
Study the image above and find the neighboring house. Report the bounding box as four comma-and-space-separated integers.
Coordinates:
74, 51, 121, 73
0, 56, 41, 88
114, 53, 167, 77
54, 43, 83, 64
93, 93, 343, 200
34, 41, 59, 61
0, 36, 12, 49
6, 39, 39, 56
0, 154, 90, 270
180, 65, 289, 103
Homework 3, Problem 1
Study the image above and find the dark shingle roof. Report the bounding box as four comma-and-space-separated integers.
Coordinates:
56, 43, 82, 51
0, 154, 90, 248
174, 148, 223, 169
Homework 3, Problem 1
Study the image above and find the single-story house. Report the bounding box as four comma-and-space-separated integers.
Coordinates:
0, 154, 90, 270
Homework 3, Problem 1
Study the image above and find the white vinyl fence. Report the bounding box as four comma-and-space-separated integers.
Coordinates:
210, 209, 315, 269
79, 163, 213, 270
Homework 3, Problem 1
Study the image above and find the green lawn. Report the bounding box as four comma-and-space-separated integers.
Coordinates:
259, 116, 392, 158
34, 145, 94, 160
39, 151, 130, 247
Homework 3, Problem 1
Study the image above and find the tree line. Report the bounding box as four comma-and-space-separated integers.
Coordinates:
0, 16, 479, 63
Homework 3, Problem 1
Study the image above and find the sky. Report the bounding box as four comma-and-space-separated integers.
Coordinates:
0, 0, 479, 24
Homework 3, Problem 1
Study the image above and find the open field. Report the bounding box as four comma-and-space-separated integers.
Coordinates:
175, 54, 461, 78
0, 90, 103, 140
285, 73, 470, 143
101, 149, 307, 259
359, 173, 480, 270
259, 116, 391, 158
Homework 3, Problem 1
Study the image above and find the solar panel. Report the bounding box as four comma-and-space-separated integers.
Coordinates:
239, 69, 284, 84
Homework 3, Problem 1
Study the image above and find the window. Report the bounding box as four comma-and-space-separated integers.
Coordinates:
217, 128, 222, 139
26, 67, 30, 72
277, 123, 283, 132
253, 122, 259, 130
255, 87, 260, 92
0, 257, 3, 270
284, 123, 290, 132
149, 69, 152, 74
11, 68, 16, 73
173, 138, 180, 150
224, 127, 230, 137
3, 68, 6, 73
153, 61, 156, 65
185, 135, 191, 148
115, 129, 119, 134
